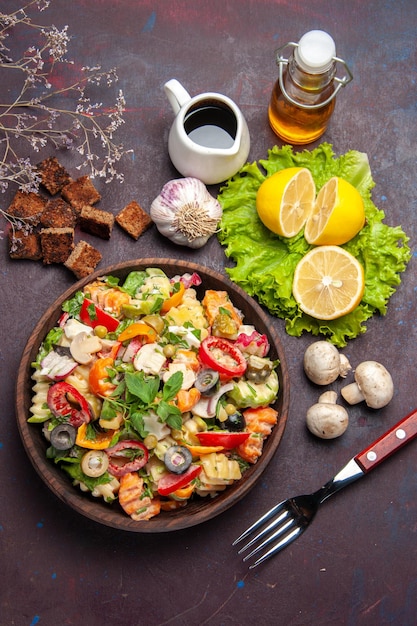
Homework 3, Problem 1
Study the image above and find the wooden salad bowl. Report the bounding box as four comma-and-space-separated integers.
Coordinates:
16, 259, 290, 532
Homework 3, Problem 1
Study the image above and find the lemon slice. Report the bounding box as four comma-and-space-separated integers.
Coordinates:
256, 167, 316, 237
304, 177, 365, 246
292, 245, 365, 320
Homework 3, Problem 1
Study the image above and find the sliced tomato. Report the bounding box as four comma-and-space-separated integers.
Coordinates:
157, 464, 202, 496
80, 298, 119, 332
196, 431, 250, 449
199, 336, 247, 379
47, 381, 92, 427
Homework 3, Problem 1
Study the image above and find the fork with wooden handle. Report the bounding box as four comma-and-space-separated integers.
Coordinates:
234, 408, 417, 569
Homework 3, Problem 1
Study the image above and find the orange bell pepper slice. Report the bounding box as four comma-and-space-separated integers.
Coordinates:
88, 356, 117, 397
118, 322, 157, 343
75, 422, 116, 449
184, 443, 225, 457
160, 281, 185, 314
171, 483, 195, 500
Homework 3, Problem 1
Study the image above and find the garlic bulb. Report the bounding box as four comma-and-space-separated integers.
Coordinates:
150, 177, 222, 248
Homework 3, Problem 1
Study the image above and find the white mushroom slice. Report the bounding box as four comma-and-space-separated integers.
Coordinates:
162, 363, 195, 390
70, 332, 102, 364
341, 361, 394, 409
64, 318, 94, 340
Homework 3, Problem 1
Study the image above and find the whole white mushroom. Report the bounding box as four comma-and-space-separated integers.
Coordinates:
306, 390, 349, 439
303, 341, 352, 385
341, 361, 394, 409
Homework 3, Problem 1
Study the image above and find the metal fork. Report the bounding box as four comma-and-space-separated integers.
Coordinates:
234, 407, 417, 569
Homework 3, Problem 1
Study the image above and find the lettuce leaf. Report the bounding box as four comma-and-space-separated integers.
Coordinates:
217, 143, 411, 347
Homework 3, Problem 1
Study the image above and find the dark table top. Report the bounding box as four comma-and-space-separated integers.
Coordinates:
2, 1, 417, 624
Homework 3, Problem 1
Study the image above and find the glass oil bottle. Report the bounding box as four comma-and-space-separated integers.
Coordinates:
268, 30, 353, 144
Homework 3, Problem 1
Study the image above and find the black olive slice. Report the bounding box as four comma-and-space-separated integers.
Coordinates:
164, 445, 192, 474
50, 423, 77, 450
194, 369, 220, 395
221, 411, 245, 432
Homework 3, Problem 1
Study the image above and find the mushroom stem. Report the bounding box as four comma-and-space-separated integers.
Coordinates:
318, 390, 338, 404
340, 382, 365, 405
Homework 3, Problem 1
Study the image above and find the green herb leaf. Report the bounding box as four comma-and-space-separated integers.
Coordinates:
156, 400, 182, 429
162, 370, 183, 401
130, 412, 146, 438
125, 371, 159, 404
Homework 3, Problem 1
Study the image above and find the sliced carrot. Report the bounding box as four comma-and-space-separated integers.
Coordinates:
176, 387, 201, 413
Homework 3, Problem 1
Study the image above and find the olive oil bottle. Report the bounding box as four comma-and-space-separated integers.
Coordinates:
268, 30, 353, 145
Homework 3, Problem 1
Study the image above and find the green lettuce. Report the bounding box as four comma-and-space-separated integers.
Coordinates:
217, 143, 411, 347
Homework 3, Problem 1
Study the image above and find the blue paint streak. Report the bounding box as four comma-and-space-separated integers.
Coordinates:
142, 12, 156, 33
0, 442, 3, 449
36, 521, 44, 528
30, 617, 40, 626
237, 580, 245, 588
51, 572, 57, 580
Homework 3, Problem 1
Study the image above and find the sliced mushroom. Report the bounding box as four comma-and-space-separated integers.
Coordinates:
341, 361, 394, 409
306, 390, 349, 439
70, 331, 102, 364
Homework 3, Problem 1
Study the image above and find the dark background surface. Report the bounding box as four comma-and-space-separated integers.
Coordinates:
1, 1, 416, 625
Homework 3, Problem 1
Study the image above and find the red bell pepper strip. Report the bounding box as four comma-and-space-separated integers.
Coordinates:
47, 381, 92, 428
198, 336, 247, 378
196, 431, 249, 449
105, 440, 149, 477
157, 464, 202, 496
80, 298, 119, 332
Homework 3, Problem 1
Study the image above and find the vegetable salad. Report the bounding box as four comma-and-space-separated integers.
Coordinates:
29, 268, 280, 521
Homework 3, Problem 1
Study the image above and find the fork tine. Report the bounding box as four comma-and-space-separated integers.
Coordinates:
237, 507, 290, 554
248, 526, 303, 569
232, 500, 287, 546
241, 514, 296, 560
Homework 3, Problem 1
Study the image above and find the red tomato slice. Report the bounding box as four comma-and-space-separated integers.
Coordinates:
157, 464, 202, 496
198, 336, 247, 378
196, 431, 250, 449
47, 381, 92, 427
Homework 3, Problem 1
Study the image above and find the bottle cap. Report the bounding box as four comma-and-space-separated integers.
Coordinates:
295, 30, 336, 73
